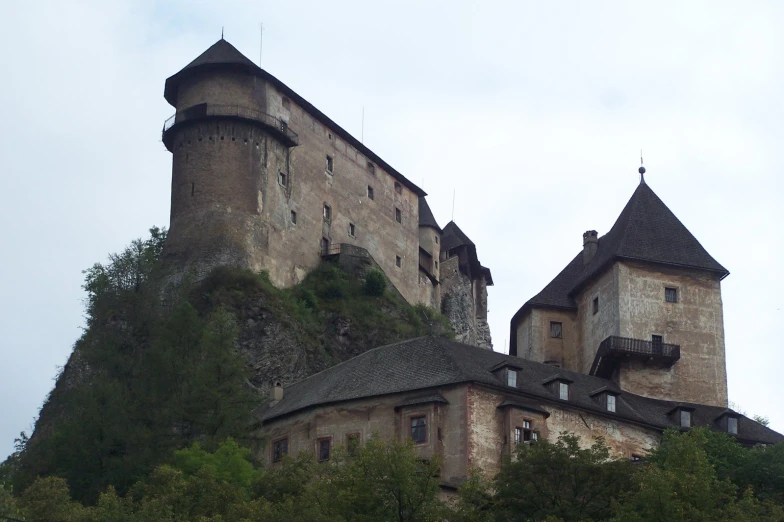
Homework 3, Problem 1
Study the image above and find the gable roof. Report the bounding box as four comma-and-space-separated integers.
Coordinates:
510, 180, 728, 353
418, 197, 441, 231
258, 337, 782, 445
164, 39, 426, 197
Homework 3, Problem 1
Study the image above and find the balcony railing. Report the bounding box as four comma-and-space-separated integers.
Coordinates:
590, 335, 680, 378
162, 103, 299, 149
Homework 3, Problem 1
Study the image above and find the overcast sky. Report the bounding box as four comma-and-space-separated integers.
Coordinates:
2, 0, 783, 460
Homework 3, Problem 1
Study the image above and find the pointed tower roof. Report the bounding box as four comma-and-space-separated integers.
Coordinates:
441, 221, 493, 285
164, 39, 262, 106
418, 197, 441, 232
510, 179, 728, 355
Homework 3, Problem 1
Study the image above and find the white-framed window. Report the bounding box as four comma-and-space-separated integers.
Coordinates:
559, 382, 569, 400
680, 410, 691, 428
607, 394, 616, 413
507, 370, 517, 387
728, 417, 738, 435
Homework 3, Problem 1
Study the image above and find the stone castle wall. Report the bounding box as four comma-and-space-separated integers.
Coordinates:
440, 256, 492, 349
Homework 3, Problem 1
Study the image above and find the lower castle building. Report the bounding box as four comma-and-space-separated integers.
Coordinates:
256, 173, 782, 489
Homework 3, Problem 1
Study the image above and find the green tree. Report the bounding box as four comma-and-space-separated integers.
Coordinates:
492, 433, 634, 522
614, 428, 783, 522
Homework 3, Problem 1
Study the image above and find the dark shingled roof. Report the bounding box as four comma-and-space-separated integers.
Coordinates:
441, 221, 493, 285
418, 197, 441, 232
510, 180, 729, 354
259, 337, 782, 445
164, 39, 426, 197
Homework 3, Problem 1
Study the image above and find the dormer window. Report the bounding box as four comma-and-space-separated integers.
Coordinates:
680, 410, 691, 428
727, 416, 738, 435
543, 375, 573, 401
668, 406, 694, 428
590, 386, 619, 413
607, 394, 616, 412
507, 370, 517, 387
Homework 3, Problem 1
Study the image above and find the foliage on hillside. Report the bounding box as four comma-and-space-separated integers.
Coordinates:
3, 228, 452, 505
3, 430, 784, 522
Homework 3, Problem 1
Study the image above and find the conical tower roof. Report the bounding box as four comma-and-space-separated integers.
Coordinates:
510, 179, 729, 353
418, 197, 441, 232
164, 39, 261, 106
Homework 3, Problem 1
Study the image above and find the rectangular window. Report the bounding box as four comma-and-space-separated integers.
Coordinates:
348, 223, 356, 237
395, 255, 402, 268
559, 382, 569, 400
665, 287, 678, 303
326, 155, 334, 173
514, 427, 522, 445
395, 207, 402, 223
323, 204, 331, 222
367, 161, 375, 175
652, 335, 663, 345
593, 297, 599, 315
411, 416, 427, 443
607, 394, 616, 413
550, 321, 563, 339
394, 182, 402, 194
727, 417, 738, 434
282, 96, 290, 109
507, 370, 517, 387
367, 186, 374, 200
290, 210, 297, 224
434, 260, 438, 270
321, 238, 329, 255
278, 171, 288, 187
680, 410, 691, 428
318, 438, 331, 462
272, 438, 288, 462
434, 235, 439, 244
346, 433, 360, 456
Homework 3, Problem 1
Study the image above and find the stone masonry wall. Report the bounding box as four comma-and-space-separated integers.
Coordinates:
616, 261, 727, 407
440, 257, 493, 349
516, 308, 578, 368
575, 264, 621, 373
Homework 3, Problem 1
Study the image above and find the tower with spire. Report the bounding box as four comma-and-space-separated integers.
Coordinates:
509, 170, 729, 407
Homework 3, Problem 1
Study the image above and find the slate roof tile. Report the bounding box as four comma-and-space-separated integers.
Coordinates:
260, 337, 782, 445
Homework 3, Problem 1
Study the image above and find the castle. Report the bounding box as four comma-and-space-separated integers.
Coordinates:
161, 38, 492, 348
161, 40, 782, 489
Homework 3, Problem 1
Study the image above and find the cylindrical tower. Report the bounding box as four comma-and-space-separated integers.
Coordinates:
161, 39, 298, 280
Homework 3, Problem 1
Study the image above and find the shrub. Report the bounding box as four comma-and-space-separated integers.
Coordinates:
363, 269, 386, 296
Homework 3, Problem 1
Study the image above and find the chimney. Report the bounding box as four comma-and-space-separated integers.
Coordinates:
271, 381, 284, 405
583, 230, 598, 265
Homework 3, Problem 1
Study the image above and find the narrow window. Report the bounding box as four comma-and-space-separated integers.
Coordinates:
514, 427, 522, 445
318, 438, 331, 462
290, 210, 297, 224
434, 260, 438, 270
326, 155, 334, 173
592, 297, 599, 315
434, 235, 439, 244
346, 433, 360, 456
367, 161, 375, 175
323, 204, 331, 222
665, 287, 678, 303
394, 182, 402, 194
278, 171, 288, 187
507, 370, 517, 387
272, 438, 288, 462
411, 416, 427, 443
395, 207, 402, 223
395, 255, 402, 268
607, 394, 616, 413
559, 382, 569, 400
367, 186, 374, 200
348, 223, 356, 238
727, 417, 738, 435
328, 132, 333, 140
680, 410, 691, 428
282, 96, 290, 109
523, 420, 537, 443
550, 321, 563, 339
